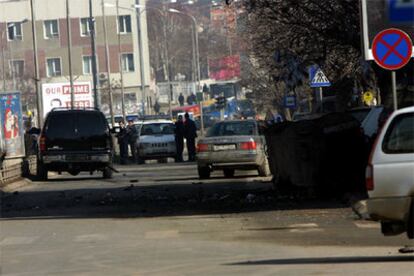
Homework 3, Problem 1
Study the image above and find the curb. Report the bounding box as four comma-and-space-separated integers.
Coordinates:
0, 178, 33, 193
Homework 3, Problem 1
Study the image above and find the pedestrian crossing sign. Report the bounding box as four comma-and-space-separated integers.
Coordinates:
309, 66, 331, 87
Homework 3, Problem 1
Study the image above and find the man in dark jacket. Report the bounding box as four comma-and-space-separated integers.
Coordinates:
116, 121, 128, 164
184, 112, 197, 162
178, 93, 185, 106
174, 115, 185, 162
126, 120, 138, 163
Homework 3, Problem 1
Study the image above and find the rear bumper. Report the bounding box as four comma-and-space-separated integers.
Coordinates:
197, 150, 263, 169
367, 196, 412, 222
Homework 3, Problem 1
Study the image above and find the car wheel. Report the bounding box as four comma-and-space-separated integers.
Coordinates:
223, 169, 235, 178
198, 166, 210, 179
103, 167, 113, 179
258, 158, 271, 177
407, 201, 414, 239
36, 160, 48, 181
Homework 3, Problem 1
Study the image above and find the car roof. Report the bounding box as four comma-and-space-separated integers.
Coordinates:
141, 120, 173, 125
392, 105, 414, 115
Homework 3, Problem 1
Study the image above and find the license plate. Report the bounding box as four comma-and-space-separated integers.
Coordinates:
213, 144, 236, 151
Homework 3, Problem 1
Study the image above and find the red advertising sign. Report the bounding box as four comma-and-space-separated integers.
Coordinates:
209, 55, 241, 81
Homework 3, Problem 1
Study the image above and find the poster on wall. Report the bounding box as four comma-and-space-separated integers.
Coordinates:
42, 82, 93, 117
0, 91, 25, 159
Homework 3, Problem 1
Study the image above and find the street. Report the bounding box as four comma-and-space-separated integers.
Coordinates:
1, 162, 413, 275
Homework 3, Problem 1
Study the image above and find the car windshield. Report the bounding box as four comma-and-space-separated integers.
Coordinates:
46, 112, 106, 139
207, 121, 256, 137
140, 123, 174, 136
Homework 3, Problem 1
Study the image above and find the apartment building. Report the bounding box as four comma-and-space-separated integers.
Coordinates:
0, 0, 151, 116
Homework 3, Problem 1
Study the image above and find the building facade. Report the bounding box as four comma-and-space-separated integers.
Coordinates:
0, 0, 151, 117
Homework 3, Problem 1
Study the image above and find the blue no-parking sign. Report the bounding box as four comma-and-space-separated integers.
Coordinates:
372, 28, 413, 70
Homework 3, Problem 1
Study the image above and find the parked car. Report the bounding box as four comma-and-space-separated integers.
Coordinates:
136, 120, 176, 164
366, 106, 414, 239
37, 108, 114, 180
196, 120, 270, 179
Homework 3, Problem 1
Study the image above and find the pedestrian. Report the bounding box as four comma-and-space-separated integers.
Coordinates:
184, 112, 197, 162
190, 93, 197, 104
178, 93, 185, 106
116, 121, 128, 164
174, 115, 185, 162
126, 119, 138, 163
187, 94, 194, 105
154, 100, 161, 114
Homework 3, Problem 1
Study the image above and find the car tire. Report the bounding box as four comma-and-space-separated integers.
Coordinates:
198, 166, 210, 179
258, 158, 271, 177
103, 167, 113, 179
223, 169, 235, 178
36, 160, 48, 181
407, 201, 414, 239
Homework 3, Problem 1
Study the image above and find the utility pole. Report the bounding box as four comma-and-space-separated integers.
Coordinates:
89, 0, 99, 109
101, 0, 115, 127
1, 31, 6, 92
116, 0, 126, 120
30, 0, 42, 127
135, 0, 147, 116
162, 6, 172, 119
66, 0, 75, 108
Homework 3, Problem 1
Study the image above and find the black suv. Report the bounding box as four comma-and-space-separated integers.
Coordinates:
37, 108, 114, 180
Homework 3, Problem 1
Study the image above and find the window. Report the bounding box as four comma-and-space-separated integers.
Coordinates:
382, 113, 414, 154
121, 53, 134, 72
9, 60, 24, 77
207, 121, 257, 137
82, 56, 93, 75
118, 15, 132, 34
46, 58, 62, 77
44, 20, 59, 39
80, 17, 94, 37
7, 22, 23, 41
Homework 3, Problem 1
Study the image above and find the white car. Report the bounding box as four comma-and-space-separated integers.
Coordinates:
136, 120, 177, 163
366, 106, 414, 239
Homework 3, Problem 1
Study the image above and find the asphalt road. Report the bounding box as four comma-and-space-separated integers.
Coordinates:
1, 162, 413, 275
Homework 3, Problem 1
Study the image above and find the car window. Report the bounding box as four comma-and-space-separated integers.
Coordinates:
140, 123, 174, 135
77, 112, 107, 137
45, 113, 76, 139
207, 121, 256, 137
382, 113, 414, 154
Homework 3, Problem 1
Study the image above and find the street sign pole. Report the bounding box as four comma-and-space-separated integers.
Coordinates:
391, 71, 398, 110
319, 87, 323, 113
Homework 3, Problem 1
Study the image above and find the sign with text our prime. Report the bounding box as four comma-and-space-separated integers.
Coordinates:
42, 82, 93, 117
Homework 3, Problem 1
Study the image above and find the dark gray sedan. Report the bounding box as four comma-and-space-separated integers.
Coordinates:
196, 120, 270, 179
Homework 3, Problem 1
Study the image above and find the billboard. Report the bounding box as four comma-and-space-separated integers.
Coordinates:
0, 92, 25, 158
208, 55, 241, 81
42, 82, 93, 117
361, 0, 414, 60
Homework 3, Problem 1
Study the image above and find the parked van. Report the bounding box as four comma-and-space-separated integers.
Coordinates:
366, 106, 414, 239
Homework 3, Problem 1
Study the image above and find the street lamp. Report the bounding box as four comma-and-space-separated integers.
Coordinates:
103, 1, 126, 121
29, 0, 42, 127
168, 8, 204, 135
101, 0, 115, 128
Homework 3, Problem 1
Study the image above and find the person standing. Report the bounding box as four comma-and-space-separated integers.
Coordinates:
174, 115, 185, 162
184, 112, 197, 162
154, 100, 161, 114
126, 120, 138, 163
187, 94, 194, 106
178, 93, 185, 106
116, 121, 128, 165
